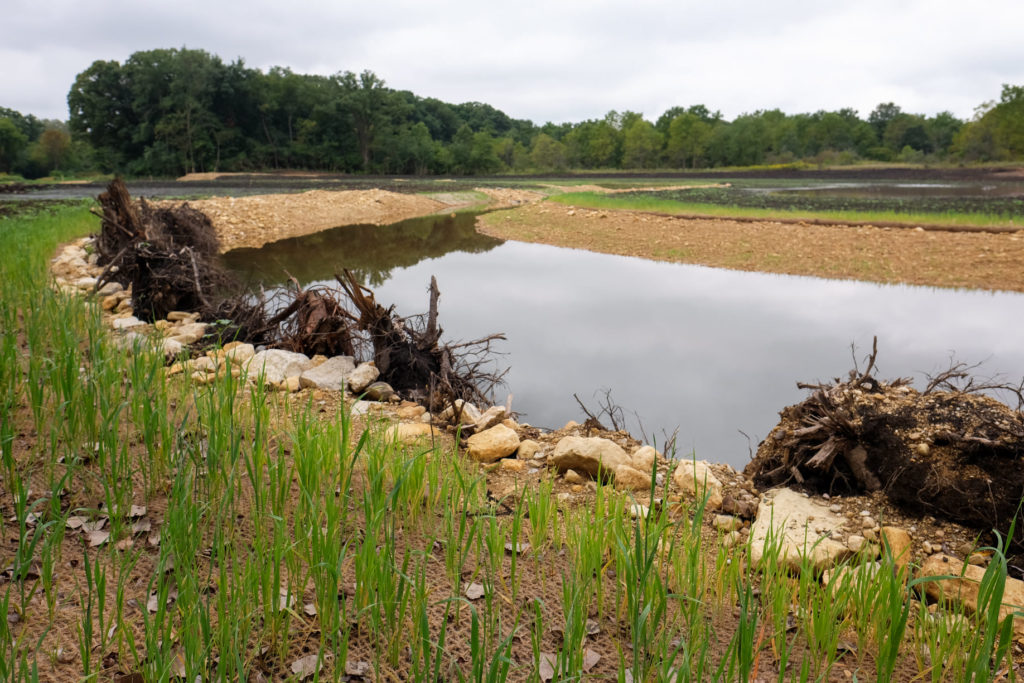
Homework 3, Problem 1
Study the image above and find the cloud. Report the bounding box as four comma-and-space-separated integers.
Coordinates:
2, 0, 1022, 123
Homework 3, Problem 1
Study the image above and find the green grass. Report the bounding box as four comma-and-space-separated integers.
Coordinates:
550, 190, 1024, 229
1, 203, 1021, 681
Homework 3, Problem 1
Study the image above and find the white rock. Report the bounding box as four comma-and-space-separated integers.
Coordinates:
97, 281, 123, 296
614, 463, 652, 491
466, 424, 520, 463
246, 349, 313, 385
474, 406, 508, 431
169, 322, 207, 345
224, 343, 255, 364
439, 400, 482, 426
299, 355, 355, 391
346, 362, 380, 393
672, 459, 724, 510
631, 445, 659, 473
161, 338, 184, 358
550, 436, 628, 480
73, 276, 98, 290
749, 488, 851, 572
111, 316, 145, 330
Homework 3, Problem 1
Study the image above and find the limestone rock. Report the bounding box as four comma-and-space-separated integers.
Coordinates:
388, 422, 440, 445
919, 554, 1024, 636
166, 311, 195, 322
169, 322, 207, 345
161, 338, 184, 358
439, 400, 482, 426
101, 295, 119, 311
299, 355, 355, 391
73, 276, 98, 290
474, 406, 507, 431
516, 440, 541, 460
880, 526, 912, 574
563, 469, 587, 485
466, 424, 520, 464
396, 404, 427, 420
673, 460, 724, 510
224, 343, 255, 364
112, 316, 145, 330
749, 488, 851, 572
714, 515, 742, 532
247, 349, 312, 385
97, 281, 123, 296
550, 436, 628, 480
347, 362, 380, 393
614, 464, 652, 491
631, 445, 659, 473
363, 381, 396, 402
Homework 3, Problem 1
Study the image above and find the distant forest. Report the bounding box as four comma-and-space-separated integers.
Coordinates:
2, 47, 1023, 178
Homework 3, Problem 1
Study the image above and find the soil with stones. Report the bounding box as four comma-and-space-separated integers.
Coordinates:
477, 201, 1024, 292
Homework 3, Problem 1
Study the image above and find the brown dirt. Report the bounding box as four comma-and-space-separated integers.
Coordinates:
477, 202, 1024, 292
158, 189, 448, 252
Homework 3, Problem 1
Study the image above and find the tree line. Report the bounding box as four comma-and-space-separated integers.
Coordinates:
1, 47, 1023, 178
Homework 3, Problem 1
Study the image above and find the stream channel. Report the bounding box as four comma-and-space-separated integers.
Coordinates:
223, 211, 1024, 469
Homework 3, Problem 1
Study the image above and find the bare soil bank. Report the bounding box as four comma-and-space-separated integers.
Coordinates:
160, 189, 447, 252
478, 202, 1024, 292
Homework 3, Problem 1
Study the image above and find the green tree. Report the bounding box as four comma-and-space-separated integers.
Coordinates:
0, 118, 28, 173
666, 113, 712, 168
621, 118, 663, 168
529, 133, 567, 170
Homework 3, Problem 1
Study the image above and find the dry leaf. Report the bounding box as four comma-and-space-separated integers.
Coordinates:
129, 505, 147, 518
170, 649, 186, 678
303, 603, 317, 617
55, 647, 77, 664
504, 541, 529, 555
583, 648, 600, 672
464, 582, 485, 600
290, 654, 320, 680
66, 516, 87, 530
81, 518, 107, 533
131, 518, 151, 535
538, 652, 556, 681
146, 586, 178, 613
115, 538, 134, 551
586, 618, 600, 636
87, 529, 110, 547
148, 531, 161, 547
345, 660, 371, 677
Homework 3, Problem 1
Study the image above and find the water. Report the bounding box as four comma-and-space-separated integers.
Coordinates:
224, 212, 1024, 468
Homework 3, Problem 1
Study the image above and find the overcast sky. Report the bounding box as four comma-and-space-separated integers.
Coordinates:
3, 0, 1022, 125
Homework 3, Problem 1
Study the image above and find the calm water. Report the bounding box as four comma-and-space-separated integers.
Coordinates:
224, 212, 1024, 468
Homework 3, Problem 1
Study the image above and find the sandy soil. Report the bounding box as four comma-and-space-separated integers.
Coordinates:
478, 202, 1024, 292
165, 189, 448, 252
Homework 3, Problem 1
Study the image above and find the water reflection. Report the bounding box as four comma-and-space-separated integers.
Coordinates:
224, 214, 1024, 468
222, 211, 501, 287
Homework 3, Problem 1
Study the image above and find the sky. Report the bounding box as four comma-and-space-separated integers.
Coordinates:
3, 0, 1022, 125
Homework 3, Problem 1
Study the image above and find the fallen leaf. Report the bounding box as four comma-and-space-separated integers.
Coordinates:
585, 618, 600, 636
129, 505, 147, 518
583, 648, 600, 672
87, 529, 110, 547
538, 652, 556, 681
148, 531, 161, 547
303, 603, 317, 617
66, 516, 87, 530
504, 541, 529, 555
114, 674, 144, 683
55, 647, 76, 664
464, 582, 485, 600
170, 649, 186, 677
131, 518, 151, 535
81, 518, 107, 533
115, 538, 134, 551
345, 660, 372, 677
291, 654, 320, 680
146, 585, 178, 613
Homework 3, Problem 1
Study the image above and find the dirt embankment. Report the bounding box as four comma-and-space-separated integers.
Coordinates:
163, 189, 448, 252
478, 202, 1024, 292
